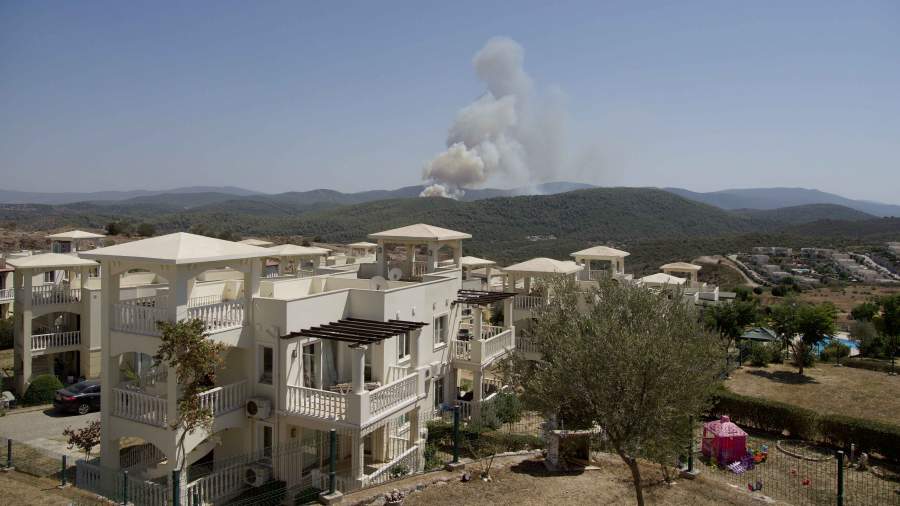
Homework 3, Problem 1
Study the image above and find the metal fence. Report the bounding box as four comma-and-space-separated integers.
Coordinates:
0, 436, 76, 484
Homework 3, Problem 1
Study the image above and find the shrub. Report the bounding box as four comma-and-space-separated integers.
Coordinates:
22, 374, 64, 406
493, 392, 524, 425
820, 341, 850, 363
747, 343, 772, 367
793, 346, 816, 368
858, 331, 886, 358
843, 356, 895, 373
709, 388, 900, 462
426, 420, 544, 458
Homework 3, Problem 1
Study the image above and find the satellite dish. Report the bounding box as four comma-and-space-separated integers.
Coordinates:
388, 268, 404, 281
370, 276, 387, 291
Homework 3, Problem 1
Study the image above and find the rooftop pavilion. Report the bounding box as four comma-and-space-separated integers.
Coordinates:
265, 244, 331, 278
660, 261, 702, 285
501, 257, 582, 292
368, 224, 470, 281
639, 272, 688, 287
459, 256, 497, 290
347, 241, 378, 258
238, 238, 274, 247
47, 229, 105, 254
570, 245, 630, 281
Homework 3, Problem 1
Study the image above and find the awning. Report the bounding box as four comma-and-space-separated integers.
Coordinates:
454, 289, 518, 306
281, 318, 428, 346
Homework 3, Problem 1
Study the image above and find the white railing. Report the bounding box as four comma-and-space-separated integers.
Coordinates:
188, 294, 223, 307
112, 388, 168, 427
513, 294, 544, 311
31, 284, 80, 305
481, 328, 514, 361
113, 303, 168, 336
0, 287, 13, 300
182, 465, 244, 505
388, 436, 411, 460
516, 335, 541, 356
369, 373, 418, 418
311, 469, 354, 493
122, 294, 166, 307
120, 443, 167, 471
412, 261, 427, 278
284, 385, 347, 421
188, 301, 244, 332
459, 322, 504, 340
197, 380, 248, 416
365, 445, 419, 487
453, 340, 472, 361
30, 330, 80, 351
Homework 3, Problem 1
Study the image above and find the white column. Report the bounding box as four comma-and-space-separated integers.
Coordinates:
473, 307, 483, 340
351, 345, 367, 394
352, 432, 365, 485
503, 298, 512, 328
100, 262, 119, 470
15, 269, 33, 395
376, 241, 386, 277
471, 369, 483, 422
243, 259, 262, 324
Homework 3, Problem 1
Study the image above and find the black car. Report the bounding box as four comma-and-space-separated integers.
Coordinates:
54, 380, 101, 415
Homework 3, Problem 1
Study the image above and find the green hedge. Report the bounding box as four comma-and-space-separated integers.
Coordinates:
22, 374, 64, 406
426, 420, 544, 456
843, 356, 896, 374
710, 388, 900, 462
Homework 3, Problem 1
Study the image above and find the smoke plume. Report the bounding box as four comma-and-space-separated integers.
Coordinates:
421, 37, 568, 198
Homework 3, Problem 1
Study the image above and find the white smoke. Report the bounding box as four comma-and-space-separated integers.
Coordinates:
421, 37, 568, 198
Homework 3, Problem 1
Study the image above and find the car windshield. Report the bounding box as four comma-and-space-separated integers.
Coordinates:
67, 382, 94, 393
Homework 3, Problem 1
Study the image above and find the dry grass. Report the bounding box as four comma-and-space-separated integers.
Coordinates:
762, 285, 900, 328
393, 453, 774, 506
725, 363, 900, 425
0, 469, 106, 505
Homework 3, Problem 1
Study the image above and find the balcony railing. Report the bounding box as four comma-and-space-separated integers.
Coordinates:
197, 380, 248, 416
453, 328, 515, 365
364, 445, 420, 487
0, 287, 13, 301
513, 294, 544, 311
283, 373, 420, 424
112, 388, 168, 427
31, 330, 80, 352
30, 284, 81, 305
113, 301, 245, 336
515, 335, 540, 356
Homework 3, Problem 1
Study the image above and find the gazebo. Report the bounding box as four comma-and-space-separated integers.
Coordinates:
660, 262, 702, 286
347, 242, 377, 258
368, 224, 470, 281
570, 246, 629, 281
47, 230, 106, 254
459, 256, 497, 289
638, 272, 688, 288
265, 244, 331, 277
501, 258, 583, 295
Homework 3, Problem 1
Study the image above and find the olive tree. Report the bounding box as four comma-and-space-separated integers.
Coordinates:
154, 319, 226, 467
503, 276, 724, 506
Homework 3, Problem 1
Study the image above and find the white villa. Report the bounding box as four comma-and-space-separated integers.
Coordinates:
70, 224, 517, 504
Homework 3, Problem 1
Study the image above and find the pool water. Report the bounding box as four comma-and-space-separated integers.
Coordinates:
814, 336, 860, 355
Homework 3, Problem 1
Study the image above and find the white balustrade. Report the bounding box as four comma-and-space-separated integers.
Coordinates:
0, 287, 13, 300
188, 294, 223, 307
481, 328, 515, 362
112, 387, 168, 427
30, 330, 80, 351
364, 445, 419, 487
120, 443, 167, 471
30, 284, 81, 305
197, 380, 248, 416
453, 340, 472, 361
516, 335, 541, 356
369, 374, 418, 417
77, 459, 172, 506
188, 301, 244, 332
454, 328, 514, 365
284, 385, 348, 421
113, 303, 167, 336
182, 465, 244, 505
513, 294, 544, 311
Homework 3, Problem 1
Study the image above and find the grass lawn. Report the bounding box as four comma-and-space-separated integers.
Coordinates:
725, 362, 900, 425
0, 469, 105, 505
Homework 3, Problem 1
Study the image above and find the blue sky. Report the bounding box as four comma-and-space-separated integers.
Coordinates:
2, 1, 898, 202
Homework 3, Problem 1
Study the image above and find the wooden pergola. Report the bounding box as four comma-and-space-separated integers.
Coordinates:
453, 289, 517, 306
281, 317, 427, 345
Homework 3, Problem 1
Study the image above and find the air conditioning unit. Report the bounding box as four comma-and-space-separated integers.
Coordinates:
245, 397, 272, 419
244, 464, 272, 487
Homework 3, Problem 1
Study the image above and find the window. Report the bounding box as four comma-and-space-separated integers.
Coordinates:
259, 346, 273, 385
302, 344, 316, 388
258, 424, 273, 458
433, 314, 449, 347
397, 332, 410, 360
43, 271, 57, 283
433, 377, 444, 411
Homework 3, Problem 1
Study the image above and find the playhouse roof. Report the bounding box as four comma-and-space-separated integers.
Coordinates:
704, 415, 747, 438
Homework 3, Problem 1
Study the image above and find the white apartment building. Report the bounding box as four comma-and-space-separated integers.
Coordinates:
0, 258, 13, 318
75, 225, 517, 504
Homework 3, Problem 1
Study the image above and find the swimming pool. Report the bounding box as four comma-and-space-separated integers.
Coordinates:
815, 336, 860, 355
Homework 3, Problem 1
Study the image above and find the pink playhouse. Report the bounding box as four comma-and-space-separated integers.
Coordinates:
702, 415, 748, 465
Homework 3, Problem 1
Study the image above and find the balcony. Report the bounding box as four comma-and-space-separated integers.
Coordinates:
112, 300, 245, 336
283, 373, 419, 425
30, 330, 81, 353
30, 284, 81, 306
453, 325, 515, 367
112, 380, 248, 428
0, 287, 13, 302
513, 294, 544, 311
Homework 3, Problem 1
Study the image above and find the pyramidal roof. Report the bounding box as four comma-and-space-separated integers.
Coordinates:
369, 224, 471, 241
661, 262, 702, 271
47, 230, 106, 240
267, 244, 331, 257
571, 246, 630, 258
640, 273, 687, 285
347, 241, 378, 248
6, 252, 98, 269
79, 233, 271, 264
459, 256, 496, 268
238, 238, 274, 247
503, 257, 583, 274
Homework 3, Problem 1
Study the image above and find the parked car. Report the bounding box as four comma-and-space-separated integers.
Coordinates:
53, 380, 100, 415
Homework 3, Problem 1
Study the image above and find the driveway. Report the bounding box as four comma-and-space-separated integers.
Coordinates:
0, 407, 100, 460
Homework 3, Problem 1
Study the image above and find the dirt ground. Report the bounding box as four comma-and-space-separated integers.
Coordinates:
348, 453, 782, 506
725, 363, 900, 425
0, 469, 107, 505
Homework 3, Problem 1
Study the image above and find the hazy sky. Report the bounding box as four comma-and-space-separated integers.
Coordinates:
2, 1, 898, 202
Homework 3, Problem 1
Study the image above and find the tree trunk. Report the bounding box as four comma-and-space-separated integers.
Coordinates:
623, 454, 645, 506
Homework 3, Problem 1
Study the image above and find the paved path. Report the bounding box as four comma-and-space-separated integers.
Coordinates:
0, 406, 100, 459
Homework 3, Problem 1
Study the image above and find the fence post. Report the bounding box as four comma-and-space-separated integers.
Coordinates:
122, 470, 128, 505
687, 416, 694, 473
836, 450, 844, 506
59, 455, 67, 487
328, 429, 337, 495
5, 439, 11, 469
172, 469, 181, 506
452, 406, 460, 464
